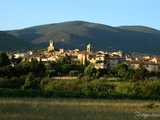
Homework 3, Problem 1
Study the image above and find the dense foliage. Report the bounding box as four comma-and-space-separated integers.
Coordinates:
0, 52, 10, 67
1, 79, 160, 99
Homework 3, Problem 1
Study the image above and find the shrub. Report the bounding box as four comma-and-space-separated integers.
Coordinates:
46, 70, 57, 77
0, 76, 25, 88
143, 102, 159, 109
69, 70, 80, 76
22, 73, 41, 90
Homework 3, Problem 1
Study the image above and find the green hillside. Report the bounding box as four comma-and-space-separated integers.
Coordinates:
5, 21, 160, 54
0, 31, 33, 52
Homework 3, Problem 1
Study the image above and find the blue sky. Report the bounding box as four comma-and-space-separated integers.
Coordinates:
1, 0, 160, 30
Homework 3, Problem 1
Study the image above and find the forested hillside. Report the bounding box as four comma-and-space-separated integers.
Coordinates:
2, 21, 160, 54
0, 31, 32, 52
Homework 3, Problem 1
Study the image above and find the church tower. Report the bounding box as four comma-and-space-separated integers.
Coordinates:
48, 40, 55, 52
87, 44, 91, 52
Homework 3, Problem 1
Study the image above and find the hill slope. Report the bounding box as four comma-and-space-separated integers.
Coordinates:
5, 21, 160, 54
0, 31, 33, 52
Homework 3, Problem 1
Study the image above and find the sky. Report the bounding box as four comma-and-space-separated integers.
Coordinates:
1, 0, 160, 30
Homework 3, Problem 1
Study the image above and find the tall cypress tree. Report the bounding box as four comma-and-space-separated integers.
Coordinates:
0, 52, 10, 68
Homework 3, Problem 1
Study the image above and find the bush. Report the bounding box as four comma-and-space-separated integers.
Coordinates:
46, 70, 57, 77
69, 70, 80, 76
1, 76, 160, 100
0, 76, 25, 88
22, 73, 41, 90
143, 102, 159, 109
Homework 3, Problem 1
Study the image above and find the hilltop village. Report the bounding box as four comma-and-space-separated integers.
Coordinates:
2, 39, 160, 101
12, 40, 160, 72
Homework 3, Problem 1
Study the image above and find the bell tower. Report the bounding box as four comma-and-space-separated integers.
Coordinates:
50, 40, 54, 47
48, 40, 55, 52
87, 44, 91, 52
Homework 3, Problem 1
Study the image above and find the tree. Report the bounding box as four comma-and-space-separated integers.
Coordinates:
20, 60, 46, 77
97, 69, 107, 77
0, 52, 10, 68
84, 64, 97, 77
62, 63, 82, 75
46, 70, 56, 77
107, 68, 117, 77
116, 63, 128, 77
134, 62, 148, 81
22, 72, 34, 89
50, 62, 62, 75
124, 69, 135, 80
69, 70, 80, 76
22, 72, 40, 89
0, 66, 12, 78
62, 64, 75, 74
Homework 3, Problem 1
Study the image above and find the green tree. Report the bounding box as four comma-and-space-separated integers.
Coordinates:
40, 77, 52, 90
124, 69, 135, 80
97, 69, 108, 77
84, 64, 97, 77
116, 63, 128, 77
0, 66, 11, 77
62, 63, 82, 75
107, 68, 117, 77
134, 62, 148, 81
19, 60, 46, 77
22, 72, 34, 89
62, 64, 75, 74
0, 52, 10, 68
50, 62, 62, 75
46, 70, 56, 77
69, 70, 80, 76
22, 72, 40, 89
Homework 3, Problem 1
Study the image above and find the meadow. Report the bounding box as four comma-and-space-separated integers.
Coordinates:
0, 98, 160, 120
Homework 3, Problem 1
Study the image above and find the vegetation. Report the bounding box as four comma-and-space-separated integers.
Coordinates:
143, 102, 159, 109
0, 52, 10, 67
0, 52, 160, 99
0, 98, 160, 120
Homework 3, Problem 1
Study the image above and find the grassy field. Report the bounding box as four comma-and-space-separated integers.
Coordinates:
0, 98, 160, 120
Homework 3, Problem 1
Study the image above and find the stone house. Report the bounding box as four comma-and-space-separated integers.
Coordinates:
130, 61, 159, 72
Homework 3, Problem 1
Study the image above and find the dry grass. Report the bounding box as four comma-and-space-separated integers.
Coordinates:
0, 98, 160, 120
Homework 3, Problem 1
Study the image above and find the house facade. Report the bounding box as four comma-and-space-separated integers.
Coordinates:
130, 60, 159, 72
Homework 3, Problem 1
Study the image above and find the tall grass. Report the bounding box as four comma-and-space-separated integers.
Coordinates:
0, 98, 160, 120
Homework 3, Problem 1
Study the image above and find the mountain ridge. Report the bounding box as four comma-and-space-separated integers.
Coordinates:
2, 21, 160, 54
